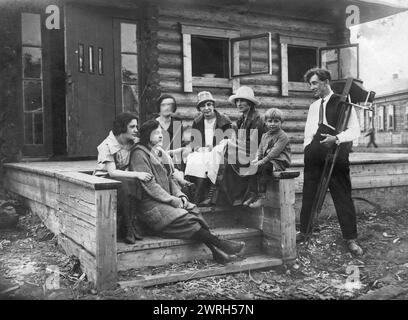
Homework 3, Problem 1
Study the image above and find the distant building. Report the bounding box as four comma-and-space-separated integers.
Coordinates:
358, 74, 408, 146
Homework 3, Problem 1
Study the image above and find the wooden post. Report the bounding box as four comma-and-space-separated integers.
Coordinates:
261, 171, 299, 261
95, 189, 118, 290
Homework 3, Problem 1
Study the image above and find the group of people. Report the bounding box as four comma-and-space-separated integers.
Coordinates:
94, 67, 364, 265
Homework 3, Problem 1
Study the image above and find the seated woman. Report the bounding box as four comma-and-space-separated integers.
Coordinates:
155, 93, 195, 198
185, 91, 233, 206
129, 119, 245, 264
94, 112, 152, 244
216, 86, 266, 206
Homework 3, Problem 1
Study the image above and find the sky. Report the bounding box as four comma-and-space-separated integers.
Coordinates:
350, 0, 408, 94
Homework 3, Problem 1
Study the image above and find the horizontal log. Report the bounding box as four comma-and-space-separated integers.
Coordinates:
174, 106, 307, 121
158, 53, 183, 68
168, 93, 313, 109
159, 7, 335, 36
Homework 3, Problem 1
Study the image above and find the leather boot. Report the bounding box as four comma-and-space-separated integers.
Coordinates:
217, 239, 246, 255
208, 245, 237, 265
193, 178, 207, 204
199, 184, 218, 207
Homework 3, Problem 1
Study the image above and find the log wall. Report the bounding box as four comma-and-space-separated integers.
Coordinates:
155, 3, 344, 151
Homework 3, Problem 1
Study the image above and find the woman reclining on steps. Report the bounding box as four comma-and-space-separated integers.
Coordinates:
129, 119, 245, 264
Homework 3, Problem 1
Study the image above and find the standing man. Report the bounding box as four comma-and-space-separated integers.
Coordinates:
297, 68, 363, 256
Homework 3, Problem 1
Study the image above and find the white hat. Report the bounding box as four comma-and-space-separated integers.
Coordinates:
228, 86, 260, 106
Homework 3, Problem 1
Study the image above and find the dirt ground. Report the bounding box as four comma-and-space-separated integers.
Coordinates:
1, 191, 408, 300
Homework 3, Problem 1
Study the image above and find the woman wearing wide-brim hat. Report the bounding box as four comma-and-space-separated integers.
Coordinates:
216, 86, 266, 206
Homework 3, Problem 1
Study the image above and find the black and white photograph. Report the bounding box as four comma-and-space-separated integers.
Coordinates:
1, 0, 408, 306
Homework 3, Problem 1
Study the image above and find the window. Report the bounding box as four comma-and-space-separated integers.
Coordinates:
377, 106, 385, 131
358, 108, 365, 132
191, 36, 229, 78
288, 46, 317, 82
181, 24, 272, 93
320, 44, 359, 81
366, 109, 374, 131
387, 104, 395, 131
231, 33, 272, 77
279, 35, 326, 96
21, 13, 44, 145
119, 22, 139, 114
405, 105, 408, 130
88, 45, 95, 73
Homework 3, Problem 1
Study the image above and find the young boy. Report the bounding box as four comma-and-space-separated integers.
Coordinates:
245, 108, 291, 208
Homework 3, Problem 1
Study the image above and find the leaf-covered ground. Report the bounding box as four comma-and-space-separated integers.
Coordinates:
1, 193, 408, 300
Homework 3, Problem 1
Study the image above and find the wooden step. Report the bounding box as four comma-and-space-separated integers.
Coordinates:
117, 227, 262, 271
118, 254, 282, 288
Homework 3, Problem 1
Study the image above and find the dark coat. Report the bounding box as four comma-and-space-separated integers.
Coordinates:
236, 107, 265, 152
160, 115, 183, 151
129, 144, 189, 232
191, 110, 233, 149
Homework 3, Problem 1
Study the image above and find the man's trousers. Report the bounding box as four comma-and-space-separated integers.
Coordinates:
299, 140, 357, 240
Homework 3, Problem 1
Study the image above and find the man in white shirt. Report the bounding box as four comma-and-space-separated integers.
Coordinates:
297, 68, 363, 256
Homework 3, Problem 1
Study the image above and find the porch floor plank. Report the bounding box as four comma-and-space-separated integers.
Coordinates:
118, 254, 282, 288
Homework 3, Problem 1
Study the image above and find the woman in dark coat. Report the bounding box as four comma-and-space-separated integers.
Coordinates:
187, 91, 233, 205
217, 86, 266, 206
155, 93, 195, 198
129, 120, 245, 264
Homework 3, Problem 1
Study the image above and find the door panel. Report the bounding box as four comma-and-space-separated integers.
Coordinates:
65, 4, 116, 157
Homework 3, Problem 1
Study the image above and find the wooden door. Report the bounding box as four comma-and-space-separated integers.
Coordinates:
64, 4, 116, 157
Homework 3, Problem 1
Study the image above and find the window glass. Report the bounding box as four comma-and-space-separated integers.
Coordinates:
121, 54, 138, 82
21, 13, 41, 46
22, 47, 42, 78
121, 23, 137, 53
89, 46, 95, 73
191, 36, 229, 78
98, 47, 104, 74
78, 44, 85, 72
122, 84, 139, 114
34, 112, 44, 144
23, 81, 42, 112
321, 49, 339, 80
251, 37, 270, 74
288, 46, 317, 82
339, 46, 358, 79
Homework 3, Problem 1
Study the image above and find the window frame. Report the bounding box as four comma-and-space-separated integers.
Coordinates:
279, 35, 327, 96
230, 32, 272, 78
387, 104, 395, 131
405, 104, 408, 130
21, 12, 45, 147
319, 43, 360, 81
378, 105, 385, 131
181, 24, 240, 92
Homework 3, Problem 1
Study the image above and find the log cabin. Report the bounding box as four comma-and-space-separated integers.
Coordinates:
1, 0, 408, 290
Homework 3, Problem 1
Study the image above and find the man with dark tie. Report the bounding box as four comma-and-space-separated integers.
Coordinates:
297, 68, 363, 256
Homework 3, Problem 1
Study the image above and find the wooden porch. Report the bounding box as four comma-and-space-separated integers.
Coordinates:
3, 152, 408, 290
